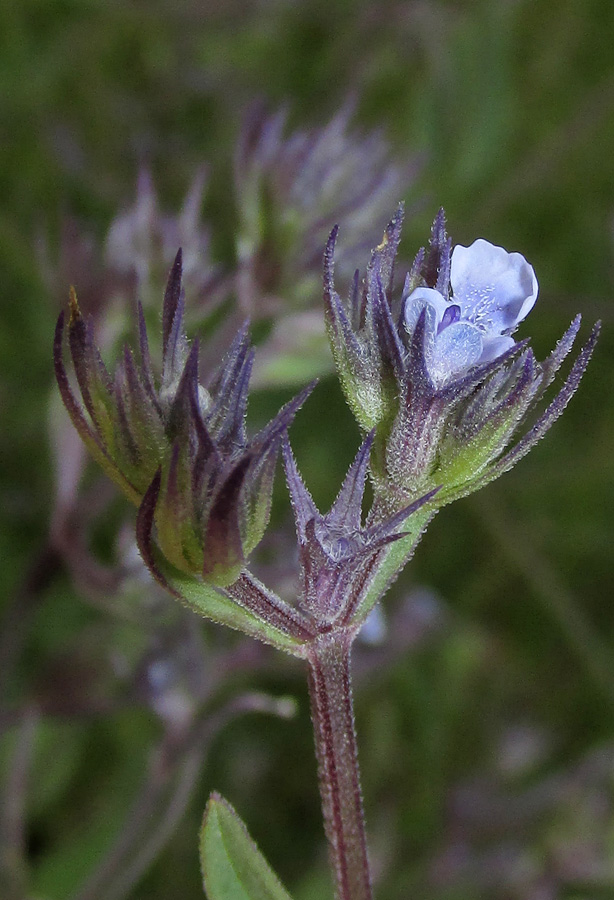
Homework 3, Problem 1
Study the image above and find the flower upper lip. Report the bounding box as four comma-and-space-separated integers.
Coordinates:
404, 238, 539, 387
450, 238, 538, 331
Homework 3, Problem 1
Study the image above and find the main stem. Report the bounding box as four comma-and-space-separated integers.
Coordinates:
307, 630, 373, 900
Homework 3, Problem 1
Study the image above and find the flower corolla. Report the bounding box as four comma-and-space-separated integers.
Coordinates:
404, 239, 538, 387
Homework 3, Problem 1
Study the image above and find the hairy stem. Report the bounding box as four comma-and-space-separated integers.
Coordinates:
307, 631, 372, 900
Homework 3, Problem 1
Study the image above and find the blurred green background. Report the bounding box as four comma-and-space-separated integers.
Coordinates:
1, 1, 613, 898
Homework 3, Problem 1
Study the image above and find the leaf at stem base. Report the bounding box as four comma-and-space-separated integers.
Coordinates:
200, 792, 294, 900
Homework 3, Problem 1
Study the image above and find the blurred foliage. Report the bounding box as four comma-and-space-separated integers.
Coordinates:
1, 0, 613, 898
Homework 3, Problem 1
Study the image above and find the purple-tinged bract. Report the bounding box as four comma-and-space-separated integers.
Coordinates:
54, 249, 313, 587
282, 432, 438, 630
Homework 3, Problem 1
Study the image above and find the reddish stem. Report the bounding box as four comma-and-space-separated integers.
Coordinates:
307, 631, 373, 900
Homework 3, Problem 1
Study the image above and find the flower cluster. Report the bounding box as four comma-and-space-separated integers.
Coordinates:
325, 206, 599, 508
53, 198, 599, 651
234, 102, 417, 314
54, 250, 311, 588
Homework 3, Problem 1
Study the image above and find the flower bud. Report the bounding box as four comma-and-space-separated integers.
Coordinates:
54, 249, 313, 587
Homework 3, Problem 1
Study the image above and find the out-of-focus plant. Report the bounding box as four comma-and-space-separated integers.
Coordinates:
234, 102, 420, 387
234, 102, 416, 313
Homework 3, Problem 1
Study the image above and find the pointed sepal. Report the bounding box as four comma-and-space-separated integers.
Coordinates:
284, 433, 440, 629
55, 265, 312, 591
326, 431, 374, 532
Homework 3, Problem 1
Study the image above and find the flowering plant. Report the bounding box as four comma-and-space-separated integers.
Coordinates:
54, 193, 598, 900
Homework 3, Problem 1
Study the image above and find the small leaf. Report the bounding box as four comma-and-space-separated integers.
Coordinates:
200, 793, 294, 900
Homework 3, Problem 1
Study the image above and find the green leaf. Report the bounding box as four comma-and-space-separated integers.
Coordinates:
200, 793, 294, 900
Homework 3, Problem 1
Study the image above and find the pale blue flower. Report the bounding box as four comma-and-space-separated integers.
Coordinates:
404, 239, 538, 387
